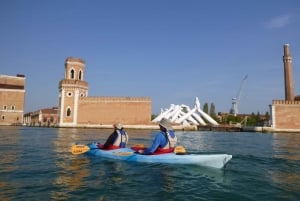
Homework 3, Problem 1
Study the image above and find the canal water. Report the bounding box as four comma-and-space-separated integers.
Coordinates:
0, 126, 299, 201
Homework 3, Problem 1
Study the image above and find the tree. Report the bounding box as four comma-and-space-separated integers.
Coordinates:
209, 103, 217, 119
265, 111, 270, 121
203, 103, 209, 113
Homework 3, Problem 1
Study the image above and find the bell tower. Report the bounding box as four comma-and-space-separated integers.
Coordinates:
58, 57, 88, 126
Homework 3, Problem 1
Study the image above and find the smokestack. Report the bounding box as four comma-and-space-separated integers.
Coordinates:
283, 44, 294, 101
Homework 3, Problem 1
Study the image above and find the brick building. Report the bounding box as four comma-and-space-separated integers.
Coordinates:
23, 107, 59, 127
270, 100, 300, 130
270, 44, 300, 131
58, 57, 152, 127
0, 74, 25, 126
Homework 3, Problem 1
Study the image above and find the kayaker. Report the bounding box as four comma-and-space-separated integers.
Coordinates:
100, 123, 129, 150
137, 118, 177, 154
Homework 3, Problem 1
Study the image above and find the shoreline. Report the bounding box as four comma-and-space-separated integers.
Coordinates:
2, 124, 300, 133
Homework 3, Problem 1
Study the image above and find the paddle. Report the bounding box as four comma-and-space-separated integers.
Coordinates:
71, 143, 186, 155
174, 145, 186, 155
71, 144, 90, 155
71, 143, 146, 155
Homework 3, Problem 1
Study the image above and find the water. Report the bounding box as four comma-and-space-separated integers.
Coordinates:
0, 127, 299, 201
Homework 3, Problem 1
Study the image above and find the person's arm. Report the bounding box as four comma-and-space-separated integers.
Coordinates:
142, 133, 164, 154
103, 132, 117, 148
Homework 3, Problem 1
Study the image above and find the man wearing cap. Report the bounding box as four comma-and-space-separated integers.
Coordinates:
100, 123, 129, 150
137, 118, 177, 155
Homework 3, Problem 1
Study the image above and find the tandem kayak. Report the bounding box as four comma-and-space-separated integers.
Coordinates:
81, 142, 232, 169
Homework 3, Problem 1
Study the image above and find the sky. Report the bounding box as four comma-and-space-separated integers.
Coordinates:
1, 0, 300, 115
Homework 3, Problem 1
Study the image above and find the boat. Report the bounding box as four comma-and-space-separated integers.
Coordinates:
72, 143, 232, 169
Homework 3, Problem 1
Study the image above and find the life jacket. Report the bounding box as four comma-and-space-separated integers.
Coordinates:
112, 129, 128, 148
154, 130, 177, 154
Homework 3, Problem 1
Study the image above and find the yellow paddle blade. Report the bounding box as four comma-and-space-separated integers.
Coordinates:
71, 145, 90, 155
174, 146, 186, 155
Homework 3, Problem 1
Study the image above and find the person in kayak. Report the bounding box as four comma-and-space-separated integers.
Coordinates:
137, 118, 177, 155
98, 123, 129, 150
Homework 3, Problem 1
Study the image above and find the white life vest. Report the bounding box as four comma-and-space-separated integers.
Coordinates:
112, 130, 128, 148
161, 131, 177, 149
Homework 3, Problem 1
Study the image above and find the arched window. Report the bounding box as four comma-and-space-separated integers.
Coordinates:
70, 69, 75, 79
79, 70, 82, 80
67, 108, 72, 117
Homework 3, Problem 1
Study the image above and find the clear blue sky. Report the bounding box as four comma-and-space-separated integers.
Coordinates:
1, 0, 299, 114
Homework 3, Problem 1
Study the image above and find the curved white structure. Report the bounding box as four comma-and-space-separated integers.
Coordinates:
153, 97, 219, 126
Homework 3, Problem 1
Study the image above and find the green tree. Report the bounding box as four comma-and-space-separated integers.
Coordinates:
209, 103, 217, 119
203, 103, 209, 113
265, 111, 270, 121
246, 112, 257, 126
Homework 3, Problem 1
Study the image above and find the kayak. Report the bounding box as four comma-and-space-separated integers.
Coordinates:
83, 142, 232, 169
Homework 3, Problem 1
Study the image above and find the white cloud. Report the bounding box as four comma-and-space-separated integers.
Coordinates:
266, 14, 292, 29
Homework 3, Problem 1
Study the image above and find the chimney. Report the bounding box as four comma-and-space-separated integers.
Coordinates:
283, 44, 294, 101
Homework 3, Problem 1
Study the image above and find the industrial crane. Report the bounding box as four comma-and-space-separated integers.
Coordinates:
230, 75, 248, 116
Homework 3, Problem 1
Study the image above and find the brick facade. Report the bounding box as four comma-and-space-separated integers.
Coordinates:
77, 97, 151, 125
271, 100, 300, 129
0, 74, 25, 125
58, 57, 152, 127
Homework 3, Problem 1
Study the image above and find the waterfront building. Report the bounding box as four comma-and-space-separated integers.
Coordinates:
270, 44, 300, 131
57, 57, 152, 127
23, 107, 59, 127
0, 74, 25, 126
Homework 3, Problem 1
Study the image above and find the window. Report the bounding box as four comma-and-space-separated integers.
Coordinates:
70, 69, 75, 79
67, 92, 72, 97
1, 115, 5, 120
11, 105, 15, 110
79, 70, 82, 80
67, 108, 71, 117
3, 105, 7, 110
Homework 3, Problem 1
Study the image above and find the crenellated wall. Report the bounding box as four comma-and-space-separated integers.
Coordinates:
272, 100, 300, 105
80, 96, 151, 102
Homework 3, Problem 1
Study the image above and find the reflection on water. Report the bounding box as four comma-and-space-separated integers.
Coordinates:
271, 133, 300, 192
51, 157, 90, 200
51, 128, 92, 200
273, 133, 300, 161
0, 127, 22, 200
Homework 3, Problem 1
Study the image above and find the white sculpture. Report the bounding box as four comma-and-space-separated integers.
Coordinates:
152, 97, 219, 126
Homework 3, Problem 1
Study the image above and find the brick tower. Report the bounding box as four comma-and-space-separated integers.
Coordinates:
58, 57, 88, 126
283, 44, 294, 101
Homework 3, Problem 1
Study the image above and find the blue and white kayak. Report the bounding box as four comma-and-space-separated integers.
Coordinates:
84, 142, 232, 169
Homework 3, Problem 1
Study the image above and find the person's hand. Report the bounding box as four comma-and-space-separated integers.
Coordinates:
137, 150, 144, 154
